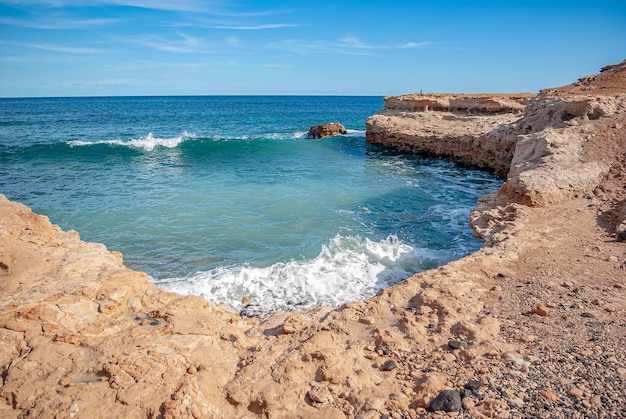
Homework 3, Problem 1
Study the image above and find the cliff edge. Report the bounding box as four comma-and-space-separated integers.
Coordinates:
1, 62, 625, 418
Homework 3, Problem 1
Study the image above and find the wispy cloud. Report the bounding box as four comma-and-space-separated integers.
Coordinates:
0, 40, 100, 54
121, 33, 211, 53
266, 36, 432, 57
0, 0, 222, 13
396, 42, 432, 49
200, 23, 298, 30
0, 16, 122, 29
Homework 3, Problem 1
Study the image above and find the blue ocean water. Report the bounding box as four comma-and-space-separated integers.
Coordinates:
0, 96, 500, 312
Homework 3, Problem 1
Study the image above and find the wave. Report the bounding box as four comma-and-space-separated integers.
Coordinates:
61, 128, 366, 153
290, 129, 365, 139
68, 131, 196, 152
154, 234, 448, 315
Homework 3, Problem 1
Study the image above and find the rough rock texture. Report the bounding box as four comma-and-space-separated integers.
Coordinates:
1, 61, 626, 418
366, 95, 535, 177
307, 122, 347, 139
383, 93, 532, 114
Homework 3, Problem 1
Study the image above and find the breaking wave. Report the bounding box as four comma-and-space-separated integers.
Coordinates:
155, 234, 448, 315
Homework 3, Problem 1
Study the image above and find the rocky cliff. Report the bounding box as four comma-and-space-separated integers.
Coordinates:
365, 94, 535, 177
1, 62, 625, 418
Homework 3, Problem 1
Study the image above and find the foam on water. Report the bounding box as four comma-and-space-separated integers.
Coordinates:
155, 234, 444, 314
69, 131, 196, 151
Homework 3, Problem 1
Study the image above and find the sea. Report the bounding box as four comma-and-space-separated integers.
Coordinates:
0, 96, 501, 313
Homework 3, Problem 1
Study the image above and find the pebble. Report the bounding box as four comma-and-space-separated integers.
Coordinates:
448, 340, 468, 350
531, 304, 549, 316
428, 390, 462, 412
465, 380, 483, 390
539, 390, 559, 401
461, 397, 475, 410
591, 395, 602, 407
380, 360, 398, 371
375, 345, 390, 356
568, 387, 584, 398
308, 386, 333, 404
359, 317, 375, 325
442, 353, 456, 363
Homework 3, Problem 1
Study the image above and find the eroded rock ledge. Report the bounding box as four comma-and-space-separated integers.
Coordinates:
1, 62, 625, 418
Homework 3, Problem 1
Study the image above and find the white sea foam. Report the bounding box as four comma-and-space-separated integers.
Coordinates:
291, 129, 364, 139
156, 234, 446, 314
68, 131, 196, 151
345, 129, 366, 137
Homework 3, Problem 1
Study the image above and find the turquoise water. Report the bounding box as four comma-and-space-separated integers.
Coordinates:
0, 96, 500, 312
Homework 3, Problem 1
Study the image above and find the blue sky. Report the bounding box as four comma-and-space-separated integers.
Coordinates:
0, 1, 624, 97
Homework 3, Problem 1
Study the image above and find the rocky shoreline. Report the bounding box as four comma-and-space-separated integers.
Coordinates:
1, 62, 625, 418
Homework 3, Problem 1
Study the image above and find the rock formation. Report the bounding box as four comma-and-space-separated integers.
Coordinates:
307, 122, 347, 138
1, 61, 625, 418
365, 94, 535, 177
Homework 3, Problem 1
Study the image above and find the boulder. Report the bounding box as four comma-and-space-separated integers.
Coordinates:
307, 122, 347, 138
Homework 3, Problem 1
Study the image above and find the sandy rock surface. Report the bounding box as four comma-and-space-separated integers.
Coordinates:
1, 61, 626, 418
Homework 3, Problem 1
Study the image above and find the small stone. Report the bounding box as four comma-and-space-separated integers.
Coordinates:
465, 380, 483, 390
590, 395, 602, 407
241, 296, 250, 304
580, 312, 595, 318
568, 387, 584, 398
428, 390, 462, 412
359, 317, 375, 325
461, 397, 475, 410
531, 304, 549, 316
539, 390, 559, 401
308, 386, 333, 404
380, 360, 398, 371
187, 366, 197, 374
509, 398, 524, 408
442, 353, 456, 363
616, 367, 626, 377
374, 345, 390, 356
448, 340, 468, 350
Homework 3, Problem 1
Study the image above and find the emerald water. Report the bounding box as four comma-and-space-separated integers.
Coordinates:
0, 96, 500, 312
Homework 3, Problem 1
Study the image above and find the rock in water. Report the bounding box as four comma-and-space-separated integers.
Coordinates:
428, 389, 462, 412
307, 122, 347, 138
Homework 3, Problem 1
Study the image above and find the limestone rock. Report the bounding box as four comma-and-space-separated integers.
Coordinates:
307, 122, 347, 138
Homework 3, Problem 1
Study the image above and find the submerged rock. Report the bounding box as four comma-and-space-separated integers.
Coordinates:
307, 122, 347, 138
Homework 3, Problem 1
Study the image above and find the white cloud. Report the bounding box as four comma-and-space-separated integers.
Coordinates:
121, 33, 211, 53
266, 36, 431, 57
337, 36, 380, 50
0, 40, 100, 54
200, 23, 298, 30
396, 42, 432, 49
0, 16, 121, 29
0, 0, 223, 13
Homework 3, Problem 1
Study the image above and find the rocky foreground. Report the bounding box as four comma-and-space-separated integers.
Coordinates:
1, 63, 626, 418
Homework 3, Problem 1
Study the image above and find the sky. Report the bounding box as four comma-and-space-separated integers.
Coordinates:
0, 0, 625, 97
